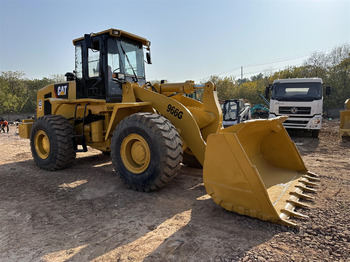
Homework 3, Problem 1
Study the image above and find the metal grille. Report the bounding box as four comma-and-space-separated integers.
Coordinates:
284, 120, 309, 125
279, 106, 311, 115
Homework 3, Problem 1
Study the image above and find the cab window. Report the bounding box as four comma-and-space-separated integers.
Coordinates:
88, 40, 100, 78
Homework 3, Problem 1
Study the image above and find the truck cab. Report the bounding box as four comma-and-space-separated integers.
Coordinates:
266, 78, 329, 137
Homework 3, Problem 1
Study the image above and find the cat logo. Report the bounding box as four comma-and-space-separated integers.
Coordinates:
54, 83, 69, 98
57, 86, 67, 96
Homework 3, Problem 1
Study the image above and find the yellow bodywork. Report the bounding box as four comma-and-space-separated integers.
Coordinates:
18, 119, 34, 139
19, 79, 318, 226
20, 81, 154, 152
340, 99, 350, 139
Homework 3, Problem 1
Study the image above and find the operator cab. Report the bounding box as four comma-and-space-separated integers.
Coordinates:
221, 99, 251, 127
70, 29, 151, 103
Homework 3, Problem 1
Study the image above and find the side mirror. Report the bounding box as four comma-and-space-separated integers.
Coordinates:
146, 52, 152, 64
84, 34, 93, 49
65, 72, 75, 81
113, 73, 126, 81
325, 86, 331, 96
265, 85, 270, 99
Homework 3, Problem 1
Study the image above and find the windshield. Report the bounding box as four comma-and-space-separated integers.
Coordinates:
107, 38, 145, 78
119, 40, 145, 78
224, 101, 238, 120
272, 82, 322, 101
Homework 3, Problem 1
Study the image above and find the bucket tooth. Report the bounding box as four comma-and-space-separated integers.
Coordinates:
286, 199, 310, 209
298, 179, 319, 187
307, 171, 319, 178
290, 191, 314, 200
295, 185, 318, 193
281, 209, 309, 219
303, 175, 320, 182
279, 218, 298, 227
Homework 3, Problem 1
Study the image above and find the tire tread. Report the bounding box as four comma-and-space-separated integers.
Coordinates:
111, 112, 183, 192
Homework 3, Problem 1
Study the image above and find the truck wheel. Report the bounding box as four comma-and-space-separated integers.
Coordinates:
30, 115, 76, 170
311, 130, 320, 138
111, 113, 183, 192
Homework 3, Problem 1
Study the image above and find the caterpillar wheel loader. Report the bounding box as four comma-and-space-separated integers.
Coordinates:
19, 29, 319, 226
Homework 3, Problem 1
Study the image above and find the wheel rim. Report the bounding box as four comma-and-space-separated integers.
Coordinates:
34, 130, 50, 159
120, 134, 151, 174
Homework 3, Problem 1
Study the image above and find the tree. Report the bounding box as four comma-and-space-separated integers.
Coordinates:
207, 75, 236, 101
326, 56, 350, 108
0, 72, 58, 114
0, 71, 28, 114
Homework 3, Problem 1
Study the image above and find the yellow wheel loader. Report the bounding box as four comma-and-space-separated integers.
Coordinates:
19, 29, 319, 226
340, 99, 350, 140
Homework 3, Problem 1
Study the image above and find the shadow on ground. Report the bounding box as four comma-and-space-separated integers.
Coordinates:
0, 154, 292, 261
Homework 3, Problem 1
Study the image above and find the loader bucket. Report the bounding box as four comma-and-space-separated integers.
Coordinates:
203, 117, 319, 226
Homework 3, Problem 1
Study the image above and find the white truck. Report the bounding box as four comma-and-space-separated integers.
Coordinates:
265, 78, 330, 138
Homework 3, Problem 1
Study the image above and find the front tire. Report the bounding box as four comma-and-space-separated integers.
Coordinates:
30, 115, 76, 170
111, 113, 183, 192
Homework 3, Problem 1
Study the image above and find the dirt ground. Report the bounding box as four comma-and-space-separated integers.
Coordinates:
0, 120, 349, 262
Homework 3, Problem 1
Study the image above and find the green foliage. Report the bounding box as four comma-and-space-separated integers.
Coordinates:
0, 71, 28, 114
0, 71, 60, 114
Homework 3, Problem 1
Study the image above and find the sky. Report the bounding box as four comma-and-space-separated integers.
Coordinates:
0, 0, 349, 83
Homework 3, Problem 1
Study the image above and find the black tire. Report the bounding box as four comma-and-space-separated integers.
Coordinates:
111, 112, 183, 192
30, 115, 76, 170
311, 130, 320, 138
182, 149, 202, 169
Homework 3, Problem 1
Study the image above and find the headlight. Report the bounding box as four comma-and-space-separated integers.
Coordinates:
312, 118, 321, 124
112, 30, 120, 36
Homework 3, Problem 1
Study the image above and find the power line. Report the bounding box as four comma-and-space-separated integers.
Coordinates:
243, 63, 304, 77
203, 46, 336, 80
243, 53, 309, 68
243, 46, 334, 69
216, 66, 242, 76
213, 57, 305, 79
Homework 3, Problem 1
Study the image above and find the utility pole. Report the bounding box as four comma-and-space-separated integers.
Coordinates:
241, 66, 243, 79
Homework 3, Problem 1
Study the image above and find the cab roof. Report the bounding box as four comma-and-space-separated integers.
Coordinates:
273, 78, 323, 84
72, 28, 151, 49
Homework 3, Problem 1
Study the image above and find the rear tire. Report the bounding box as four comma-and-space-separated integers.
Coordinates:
30, 115, 76, 170
111, 113, 183, 192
